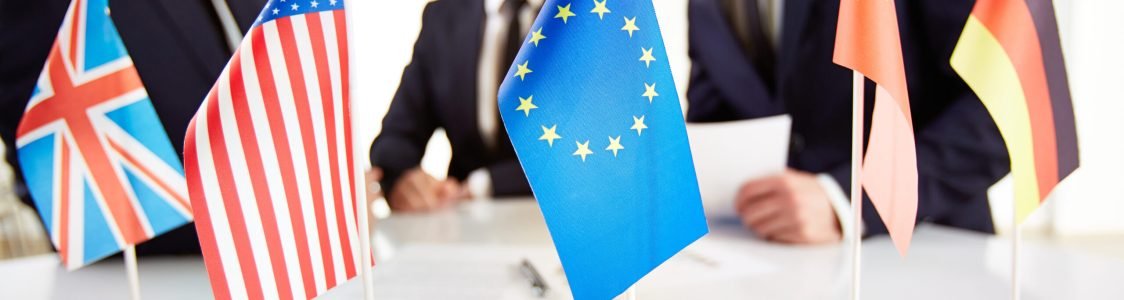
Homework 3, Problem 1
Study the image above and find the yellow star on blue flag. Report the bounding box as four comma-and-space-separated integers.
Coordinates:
498, 1, 708, 299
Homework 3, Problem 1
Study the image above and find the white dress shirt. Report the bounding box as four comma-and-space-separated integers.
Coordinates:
760, 0, 784, 50
0, 141, 17, 214
0, 139, 52, 258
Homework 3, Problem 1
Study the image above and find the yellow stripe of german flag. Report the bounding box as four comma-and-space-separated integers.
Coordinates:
951, 0, 1079, 224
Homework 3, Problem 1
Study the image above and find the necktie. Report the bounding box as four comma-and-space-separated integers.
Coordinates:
724, 0, 777, 91
492, 0, 527, 157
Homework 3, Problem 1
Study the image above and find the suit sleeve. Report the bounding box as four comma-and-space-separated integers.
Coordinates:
368, 3, 441, 197
485, 158, 531, 197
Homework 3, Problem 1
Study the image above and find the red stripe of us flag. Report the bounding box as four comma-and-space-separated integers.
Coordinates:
184, 1, 368, 299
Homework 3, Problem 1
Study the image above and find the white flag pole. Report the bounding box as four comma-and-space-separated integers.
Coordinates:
342, 3, 375, 300
1012, 204, 1021, 300
124, 245, 142, 300
356, 168, 375, 300
849, 70, 865, 300
357, 167, 375, 300
623, 285, 637, 300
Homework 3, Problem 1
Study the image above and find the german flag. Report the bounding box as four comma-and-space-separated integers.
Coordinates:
951, 0, 1079, 224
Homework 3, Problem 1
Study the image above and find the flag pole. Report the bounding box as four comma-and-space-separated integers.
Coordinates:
356, 167, 375, 300
357, 176, 375, 300
849, 70, 864, 300
342, 4, 375, 300
1012, 203, 1021, 300
124, 244, 142, 300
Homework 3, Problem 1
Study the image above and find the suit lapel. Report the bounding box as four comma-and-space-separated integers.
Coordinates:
223, 0, 269, 33
777, 0, 814, 90
694, 0, 773, 102
455, 0, 491, 158
144, 0, 231, 78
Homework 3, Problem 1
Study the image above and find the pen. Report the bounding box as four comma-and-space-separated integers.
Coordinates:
519, 259, 549, 298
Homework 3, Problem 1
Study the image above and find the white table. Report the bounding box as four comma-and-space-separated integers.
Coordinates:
1, 199, 1122, 299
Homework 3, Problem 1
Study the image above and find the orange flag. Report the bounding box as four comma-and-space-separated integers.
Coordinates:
833, 0, 919, 256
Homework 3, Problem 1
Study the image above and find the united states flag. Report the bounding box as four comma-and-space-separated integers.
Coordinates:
16, 0, 192, 270
184, 0, 368, 299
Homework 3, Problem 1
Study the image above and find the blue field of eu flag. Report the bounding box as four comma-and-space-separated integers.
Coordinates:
498, 1, 708, 298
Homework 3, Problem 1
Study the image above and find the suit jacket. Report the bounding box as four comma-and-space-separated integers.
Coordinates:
686, 0, 1010, 235
0, 0, 265, 255
369, 0, 532, 198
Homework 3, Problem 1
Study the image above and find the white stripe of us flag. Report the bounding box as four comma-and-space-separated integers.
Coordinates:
184, 1, 368, 299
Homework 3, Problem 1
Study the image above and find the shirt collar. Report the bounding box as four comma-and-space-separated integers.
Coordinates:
486, 0, 544, 14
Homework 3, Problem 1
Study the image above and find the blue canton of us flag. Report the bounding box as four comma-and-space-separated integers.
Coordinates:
498, 1, 708, 298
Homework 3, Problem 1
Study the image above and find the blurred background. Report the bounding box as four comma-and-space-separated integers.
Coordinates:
344, 0, 1124, 253
1, 0, 1121, 259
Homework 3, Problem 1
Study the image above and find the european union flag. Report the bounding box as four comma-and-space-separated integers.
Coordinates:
498, 1, 708, 298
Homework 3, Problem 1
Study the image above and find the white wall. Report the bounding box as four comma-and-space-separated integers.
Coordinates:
349, 0, 449, 177
350, 1, 1124, 235
1048, 0, 1124, 235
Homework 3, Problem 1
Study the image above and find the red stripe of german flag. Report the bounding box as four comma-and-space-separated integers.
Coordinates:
951, 0, 1078, 223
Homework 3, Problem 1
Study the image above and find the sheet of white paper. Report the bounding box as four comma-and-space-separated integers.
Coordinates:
687, 115, 792, 219
637, 238, 779, 288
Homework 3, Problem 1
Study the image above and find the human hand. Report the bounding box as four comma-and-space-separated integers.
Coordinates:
387, 168, 467, 212
735, 169, 842, 244
365, 168, 383, 202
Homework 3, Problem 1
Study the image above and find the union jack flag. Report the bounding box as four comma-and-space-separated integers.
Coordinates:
15, 0, 192, 270
185, 0, 369, 299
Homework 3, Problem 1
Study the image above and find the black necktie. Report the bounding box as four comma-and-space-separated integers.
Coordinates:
492, 0, 527, 157
500, 0, 527, 86
725, 0, 776, 91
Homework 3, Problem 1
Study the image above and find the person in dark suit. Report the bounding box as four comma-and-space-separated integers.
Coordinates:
687, 0, 1010, 244
0, 0, 265, 255
368, 0, 539, 212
